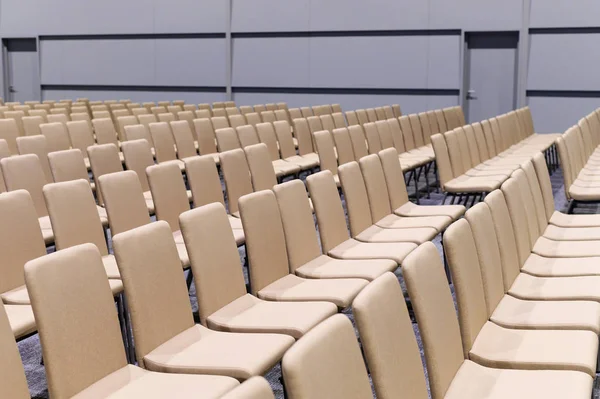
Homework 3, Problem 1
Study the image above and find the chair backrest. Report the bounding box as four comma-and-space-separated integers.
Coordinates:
253, 104, 267, 114
91, 118, 118, 146
239, 105, 253, 115
289, 108, 302, 120
313, 130, 338, 175
480, 120, 498, 157
256, 122, 281, 161
356, 109, 369, 125
16, 135, 54, 183
282, 314, 372, 399
196, 108, 212, 119
442, 219, 490, 356
40, 122, 71, 153
151, 106, 167, 117
47, 149, 90, 185
430, 134, 454, 188
358, 154, 395, 224
29, 109, 48, 122
170, 120, 197, 159
274, 109, 290, 124
521, 160, 549, 233
116, 115, 138, 141
300, 106, 313, 118
408, 114, 425, 148
531, 152, 556, 221
470, 122, 490, 161
88, 143, 124, 205
331, 104, 342, 113
220, 149, 253, 215
121, 139, 154, 192
0, 189, 47, 295
399, 116, 417, 151
445, 129, 469, 176
347, 125, 369, 159
382, 105, 394, 119
292, 118, 315, 155
93, 110, 111, 119
345, 111, 359, 126
245, 112, 262, 127
363, 122, 383, 154
386, 118, 408, 153
306, 171, 351, 252
43, 179, 108, 255
214, 108, 229, 118
112, 222, 195, 367
1, 154, 49, 216
273, 180, 323, 272
137, 113, 158, 133
366, 108, 378, 123
228, 114, 247, 129
319, 114, 335, 133
221, 377, 274, 399
244, 143, 278, 191
238, 190, 291, 295
0, 303, 29, 398
273, 120, 296, 159
418, 112, 432, 144
167, 105, 182, 117
147, 162, 190, 232
184, 155, 225, 208
332, 112, 346, 129
0, 139, 10, 160
352, 272, 429, 399
4, 111, 25, 136
149, 122, 177, 162
402, 242, 466, 399
0, 119, 20, 154
306, 116, 323, 136
123, 124, 153, 147
179, 203, 247, 326
22, 115, 44, 136
236, 124, 260, 148
261, 110, 276, 124
177, 111, 196, 134
442, 107, 459, 130
391, 104, 402, 118
194, 118, 218, 155
66, 120, 95, 156
332, 127, 356, 165
216, 127, 241, 152
98, 170, 151, 235
338, 162, 375, 236
377, 148, 412, 209
25, 244, 128, 398
374, 107, 386, 121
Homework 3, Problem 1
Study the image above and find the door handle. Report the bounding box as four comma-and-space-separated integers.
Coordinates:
466, 89, 477, 100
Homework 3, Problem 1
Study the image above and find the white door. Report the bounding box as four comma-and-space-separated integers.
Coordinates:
5, 39, 40, 102
464, 32, 518, 123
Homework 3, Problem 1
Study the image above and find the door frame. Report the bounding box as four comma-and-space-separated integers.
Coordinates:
2, 37, 42, 102
461, 31, 520, 123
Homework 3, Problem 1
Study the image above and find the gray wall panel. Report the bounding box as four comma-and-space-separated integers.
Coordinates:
231, 0, 310, 32
429, 0, 522, 31
528, 34, 600, 91
426, 36, 461, 89
528, 96, 600, 133
530, 0, 600, 28
154, 0, 227, 33
42, 89, 226, 104
232, 38, 311, 87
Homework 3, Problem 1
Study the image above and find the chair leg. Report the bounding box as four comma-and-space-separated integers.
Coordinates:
122, 294, 136, 364
442, 192, 448, 205
440, 233, 452, 284
433, 161, 440, 192
115, 295, 130, 363
414, 169, 421, 205
186, 269, 193, 290
424, 162, 431, 199
567, 200, 577, 214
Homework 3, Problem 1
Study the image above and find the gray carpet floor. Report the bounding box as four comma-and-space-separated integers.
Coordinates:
17, 166, 600, 398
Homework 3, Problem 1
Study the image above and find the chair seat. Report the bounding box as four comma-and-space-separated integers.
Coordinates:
469, 321, 597, 377
394, 201, 465, 220
549, 211, 600, 227
464, 168, 510, 179
444, 175, 505, 193
543, 224, 600, 241
5, 304, 36, 339
38, 216, 55, 245
176, 243, 190, 268
355, 224, 438, 244
509, 272, 600, 302
206, 293, 336, 339
444, 360, 592, 399
295, 254, 396, 281
143, 324, 294, 380
1, 285, 30, 305
273, 159, 300, 176
328, 238, 417, 264
72, 364, 238, 399
375, 213, 452, 233
569, 184, 600, 201
96, 206, 109, 226
257, 273, 368, 309
533, 236, 600, 257
522, 253, 600, 277
284, 155, 319, 170
490, 294, 600, 334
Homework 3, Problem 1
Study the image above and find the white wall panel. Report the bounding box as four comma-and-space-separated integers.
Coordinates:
528, 97, 600, 133
232, 38, 311, 87
154, 39, 226, 86
231, 0, 310, 32
528, 34, 600, 91
308, 0, 429, 31
154, 0, 227, 33
42, 89, 226, 104
530, 0, 600, 28
429, 0, 522, 31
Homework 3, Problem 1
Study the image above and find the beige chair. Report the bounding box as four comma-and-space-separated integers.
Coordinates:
196, 109, 212, 119
112, 221, 294, 379
288, 108, 302, 120
244, 143, 280, 191
92, 118, 119, 147
236, 124, 260, 149
151, 106, 167, 117
66, 120, 95, 167
0, 302, 34, 397
4, 111, 26, 136
40, 122, 72, 153
157, 101, 171, 107
281, 314, 373, 399
170, 120, 198, 159
132, 107, 149, 116
116, 115, 138, 142
239, 105, 254, 115
254, 124, 300, 176
43, 180, 119, 279
184, 155, 244, 245
46, 147, 93, 188
16, 135, 54, 183
1, 155, 54, 244
306, 170, 417, 264
238, 190, 368, 308
213, 108, 227, 118
167, 105, 182, 117
138, 113, 158, 134
220, 149, 253, 217
312, 130, 340, 185
194, 118, 220, 163
300, 106, 313, 118
345, 111, 359, 126
261, 111, 276, 124
149, 122, 184, 170
88, 143, 124, 205
70, 112, 92, 132
25, 243, 239, 398
0, 119, 20, 155
22, 115, 44, 136
274, 179, 397, 280
253, 104, 266, 114
332, 112, 346, 129
273, 120, 319, 170
216, 127, 241, 152
93, 110, 111, 119
158, 112, 176, 124
226, 107, 241, 118
123, 123, 154, 150
177, 110, 197, 137
332, 127, 356, 166
245, 112, 262, 127
183, 104, 197, 112
292, 118, 319, 162
180, 202, 336, 337
403, 242, 593, 399
119, 139, 157, 213
221, 377, 274, 399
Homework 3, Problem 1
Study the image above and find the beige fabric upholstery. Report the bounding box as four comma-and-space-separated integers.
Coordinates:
47, 149, 89, 184
5, 110, 26, 136
0, 304, 31, 398
216, 127, 241, 152
353, 273, 429, 399
238, 190, 368, 308
16, 135, 54, 183
332, 127, 355, 165
220, 377, 274, 399
22, 115, 44, 136
40, 121, 72, 153
292, 118, 316, 156
180, 203, 335, 338
92, 118, 119, 146
113, 221, 293, 378
170, 120, 197, 159
220, 149, 253, 215
0, 118, 20, 154
313, 130, 339, 180
149, 122, 178, 163
244, 143, 278, 190
147, 162, 190, 233
282, 314, 373, 399
5, 303, 36, 339
88, 144, 124, 205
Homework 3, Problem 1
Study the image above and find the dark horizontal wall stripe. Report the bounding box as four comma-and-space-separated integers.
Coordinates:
527, 90, 600, 98
232, 29, 460, 39
529, 27, 600, 35
42, 84, 226, 93
40, 33, 225, 40
232, 87, 459, 96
